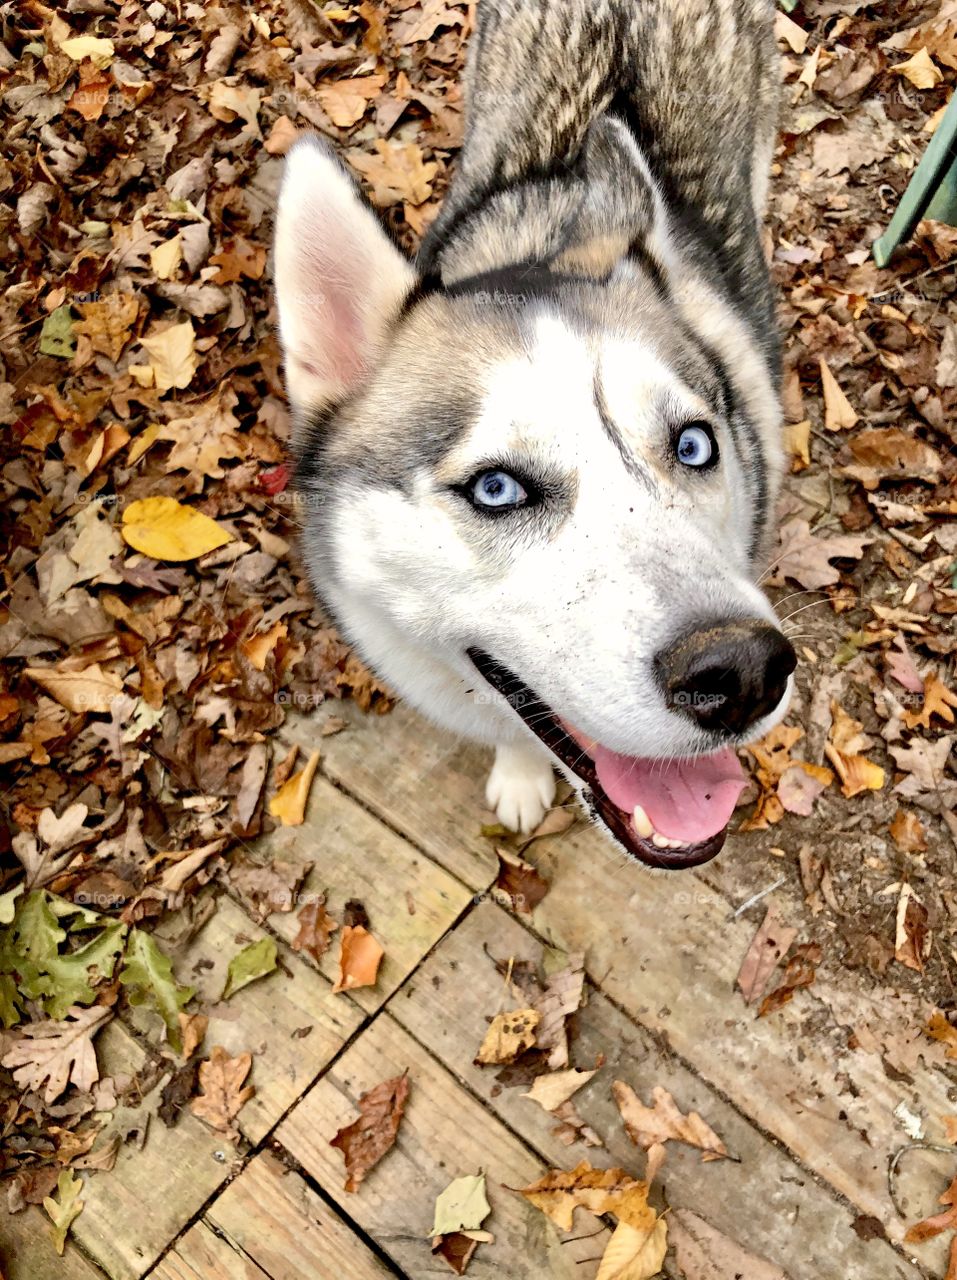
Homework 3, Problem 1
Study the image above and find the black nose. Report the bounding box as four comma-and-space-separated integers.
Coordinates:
654, 619, 797, 737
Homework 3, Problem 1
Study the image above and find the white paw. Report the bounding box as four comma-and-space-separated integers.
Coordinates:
485, 741, 556, 833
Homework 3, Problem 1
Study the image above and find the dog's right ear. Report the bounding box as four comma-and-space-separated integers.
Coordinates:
274, 136, 416, 418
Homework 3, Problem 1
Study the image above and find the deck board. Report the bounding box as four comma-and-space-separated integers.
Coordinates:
295, 700, 952, 1271
0, 1204, 109, 1280
276, 1009, 612, 1279
389, 898, 924, 1280
252, 773, 474, 1014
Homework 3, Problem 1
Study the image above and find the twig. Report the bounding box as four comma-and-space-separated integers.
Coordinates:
888, 1143, 956, 1219
730, 876, 787, 920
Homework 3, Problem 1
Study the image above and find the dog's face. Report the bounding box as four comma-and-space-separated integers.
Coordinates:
275, 137, 795, 869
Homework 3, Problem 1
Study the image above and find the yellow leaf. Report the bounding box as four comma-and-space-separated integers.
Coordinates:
242, 621, 287, 671
150, 234, 183, 281
24, 662, 123, 714
819, 357, 858, 431
121, 496, 232, 561
475, 1009, 541, 1065
784, 419, 811, 470
128, 422, 161, 465
128, 364, 155, 388
58, 35, 115, 67
596, 1218, 668, 1280
268, 749, 321, 825
893, 47, 943, 90
139, 320, 197, 393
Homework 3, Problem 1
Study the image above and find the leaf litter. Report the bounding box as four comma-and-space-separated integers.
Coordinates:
1, 0, 957, 1270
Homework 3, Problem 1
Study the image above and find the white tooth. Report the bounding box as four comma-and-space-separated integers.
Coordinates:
633, 805, 654, 838
651, 834, 670, 849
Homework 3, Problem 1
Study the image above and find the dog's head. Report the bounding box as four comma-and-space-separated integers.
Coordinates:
274, 130, 795, 870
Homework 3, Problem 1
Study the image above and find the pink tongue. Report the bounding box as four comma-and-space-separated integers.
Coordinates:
592, 746, 747, 843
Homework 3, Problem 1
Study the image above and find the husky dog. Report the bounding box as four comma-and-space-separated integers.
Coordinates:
274, 0, 796, 870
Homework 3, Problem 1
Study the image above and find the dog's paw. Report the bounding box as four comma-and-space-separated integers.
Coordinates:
485, 741, 556, 834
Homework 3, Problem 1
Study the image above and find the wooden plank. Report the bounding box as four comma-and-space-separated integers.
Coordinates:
156, 894, 364, 1143
255, 773, 473, 1014
0, 1205, 108, 1280
68, 1020, 232, 1280
150, 1221, 270, 1280
275, 1011, 612, 1279
390, 899, 924, 1280
282, 702, 497, 889
304, 700, 953, 1267
197, 1151, 395, 1280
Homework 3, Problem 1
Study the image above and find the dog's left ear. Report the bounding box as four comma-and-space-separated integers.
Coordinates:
274, 135, 416, 418
553, 116, 673, 279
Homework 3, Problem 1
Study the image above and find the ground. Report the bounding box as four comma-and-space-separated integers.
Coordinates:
1, 1, 957, 1279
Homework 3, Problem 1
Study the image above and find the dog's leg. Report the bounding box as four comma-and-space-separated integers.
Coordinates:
485, 739, 556, 834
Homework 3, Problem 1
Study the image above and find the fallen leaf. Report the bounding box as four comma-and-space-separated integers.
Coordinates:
906, 1171, 957, 1243
330, 1071, 410, 1192
431, 1172, 492, 1235
121, 496, 232, 561
895, 883, 930, 973
769, 519, 872, 590
535, 953, 585, 1070
348, 140, 438, 206
317, 74, 387, 127
58, 36, 115, 67
43, 1169, 84, 1256
291, 895, 339, 963
268, 749, 321, 825
511, 1160, 657, 1232
150, 234, 183, 281
189, 1044, 255, 1140
819, 356, 858, 430
777, 761, 833, 815
893, 47, 943, 89
759, 943, 822, 1016
222, 936, 277, 998
613, 1081, 729, 1161
522, 1067, 597, 1112
493, 847, 549, 914
139, 320, 198, 392
927, 1011, 957, 1061
903, 673, 957, 731
23, 662, 123, 714
332, 924, 384, 994
596, 1217, 668, 1280
736, 903, 797, 1005
120, 927, 194, 1051
890, 809, 927, 854
475, 1008, 541, 1065
179, 1011, 208, 1060
1, 1004, 111, 1104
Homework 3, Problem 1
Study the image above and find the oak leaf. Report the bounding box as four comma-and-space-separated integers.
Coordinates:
190, 1045, 255, 1139
613, 1081, 729, 1161
1, 1004, 111, 1104
511, 1160, 657, 1232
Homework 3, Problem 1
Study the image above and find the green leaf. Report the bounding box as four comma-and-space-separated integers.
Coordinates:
222, 936, 277, 999
39, 305, 76, 358
0, 974, 22, 1028
431, 1173, 491, 1236
43, 1169, 85, 1255
120, 928, 194, 1051
0, 890, 126, 1019
0, 885, 23, 925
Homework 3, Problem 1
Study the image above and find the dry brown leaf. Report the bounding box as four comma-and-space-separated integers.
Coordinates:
613, 1081, 729, 1161
843, 427, 942, 489
736, 903, 797, 1005
242, 621, 288, 671
893, 47, 943, 89
348, 140, 438, 206
474, 1008, 541, 1065
927, 1012, 957, 1061
521, 1067, 597, 1112
511, 1160, 657, 1232
24, 662, 123, 714
178, 1012, 208, 1061
535, 954, 585, 1070
823, 744, 885, 798
906, 1171, 957, 1243
595, 1217, 668, 1280
330, 1071, 410, 1192
777, 761, 833, 815
890, 809, 928, 853
317, 74, 387, 127
268, 749, 320, 825
332, 924, 384, 994
292, 895, 339, 963
895, 883, 930, 973
189, 1045, 255, 1140
819, 356, 858, 430
758, 943, 822, 1016
1, 1005, 112, 1104
903, 673, 957, 731
493, 847, 549, 915
769, 519, 872, 590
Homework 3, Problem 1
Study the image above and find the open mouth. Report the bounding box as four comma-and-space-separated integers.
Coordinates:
468, 648, 747, 870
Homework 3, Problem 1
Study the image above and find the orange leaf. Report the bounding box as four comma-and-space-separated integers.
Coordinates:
332, 924, 384, 994
268, 749, 320, 826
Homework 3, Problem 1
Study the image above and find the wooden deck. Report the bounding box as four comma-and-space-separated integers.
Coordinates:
8, 699, 952, 1280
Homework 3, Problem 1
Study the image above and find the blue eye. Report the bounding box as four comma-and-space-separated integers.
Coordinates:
470, 469, 527, 509
675, 423, 716, 468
